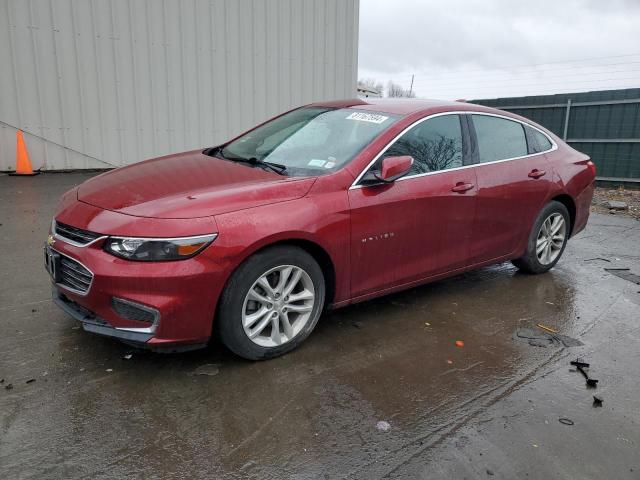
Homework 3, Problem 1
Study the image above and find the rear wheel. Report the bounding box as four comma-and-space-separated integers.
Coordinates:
512, 201, 570, 274
217, 246, 325, 360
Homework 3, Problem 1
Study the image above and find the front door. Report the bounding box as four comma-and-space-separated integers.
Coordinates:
348, 114, 477, 298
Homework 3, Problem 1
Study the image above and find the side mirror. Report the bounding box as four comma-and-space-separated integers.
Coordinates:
362, 155, 413, 185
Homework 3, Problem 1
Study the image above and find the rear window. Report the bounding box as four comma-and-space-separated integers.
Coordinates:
525, 126, 554, 154
472, 115, 528, 163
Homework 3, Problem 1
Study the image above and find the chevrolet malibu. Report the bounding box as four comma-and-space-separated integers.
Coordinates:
46, 99, 596, 359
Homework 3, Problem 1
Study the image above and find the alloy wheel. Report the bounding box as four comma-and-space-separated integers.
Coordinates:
242, 265, 315, 347
536, 212, 566, 265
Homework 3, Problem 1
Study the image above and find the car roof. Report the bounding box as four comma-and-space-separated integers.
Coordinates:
307, 98, 511, 117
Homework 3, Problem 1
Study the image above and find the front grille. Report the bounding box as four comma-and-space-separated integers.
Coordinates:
59, 255, 93, 294
55, 221, 101, 245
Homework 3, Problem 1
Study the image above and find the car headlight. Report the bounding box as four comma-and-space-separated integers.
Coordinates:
104, 234, 217, 261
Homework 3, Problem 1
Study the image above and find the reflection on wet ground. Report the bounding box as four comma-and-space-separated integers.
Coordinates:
1, 173, 639, 479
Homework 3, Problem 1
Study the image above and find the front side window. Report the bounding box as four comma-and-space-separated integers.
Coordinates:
220, 107, 398, 176
380, 114, 464, 175
472, 115, 528, 163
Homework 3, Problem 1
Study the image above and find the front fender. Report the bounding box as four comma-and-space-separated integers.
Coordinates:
210, 193, 351, 304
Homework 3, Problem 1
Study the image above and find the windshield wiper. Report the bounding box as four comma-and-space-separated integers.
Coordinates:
204, 145, 227, 159
205, 147, 287, 175
226, 155, 287, 175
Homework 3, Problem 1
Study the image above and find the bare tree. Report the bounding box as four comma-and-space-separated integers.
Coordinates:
386, 80, 416, 98
358, 78, 383, 93
385, 135, 461, 173
358, 78, 383, 98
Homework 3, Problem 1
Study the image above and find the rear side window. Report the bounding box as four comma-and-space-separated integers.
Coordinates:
472, 115, 528, 163
525, 125, 553, 154
382, 114, 464, 175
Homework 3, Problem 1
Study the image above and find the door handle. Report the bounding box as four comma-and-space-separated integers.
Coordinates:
451, 182, 474, 193
528, 169, 546, 179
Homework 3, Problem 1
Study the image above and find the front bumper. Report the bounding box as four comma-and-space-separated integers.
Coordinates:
48, 232, 227, 352
53, 288, 155, 344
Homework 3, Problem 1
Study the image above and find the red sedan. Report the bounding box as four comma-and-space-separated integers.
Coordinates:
46, 99, 596, 359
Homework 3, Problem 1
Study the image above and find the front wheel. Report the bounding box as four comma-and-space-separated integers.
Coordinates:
217, 246, 325, 360
512, 201, 570, 274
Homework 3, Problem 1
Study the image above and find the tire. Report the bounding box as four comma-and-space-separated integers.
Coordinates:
217, 245, 325, 360
512, 201, 570, 274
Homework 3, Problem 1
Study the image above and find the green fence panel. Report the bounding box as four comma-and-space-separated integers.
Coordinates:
472, 88, 640, 180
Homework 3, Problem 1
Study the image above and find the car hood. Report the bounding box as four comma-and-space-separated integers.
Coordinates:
77, 150, 316, 219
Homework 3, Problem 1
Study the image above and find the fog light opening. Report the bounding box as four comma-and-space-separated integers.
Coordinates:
111, 297, 159, 326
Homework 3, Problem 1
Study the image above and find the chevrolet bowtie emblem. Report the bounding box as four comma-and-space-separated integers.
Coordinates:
47, 234, 56, 246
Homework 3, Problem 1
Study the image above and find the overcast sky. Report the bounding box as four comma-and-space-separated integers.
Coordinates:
358, 0, 640, 100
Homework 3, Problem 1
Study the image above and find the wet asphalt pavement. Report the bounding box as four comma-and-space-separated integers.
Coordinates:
1, 173, 639, 479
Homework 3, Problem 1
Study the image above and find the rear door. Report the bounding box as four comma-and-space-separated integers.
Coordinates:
348, 113, 477, 298
468, 114, 553, 264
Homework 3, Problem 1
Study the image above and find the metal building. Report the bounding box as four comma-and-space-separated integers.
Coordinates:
472, 88, 640, 182
0, 0, 360, 171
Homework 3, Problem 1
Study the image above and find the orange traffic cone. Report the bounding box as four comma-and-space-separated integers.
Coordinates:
9, 130, 39, 176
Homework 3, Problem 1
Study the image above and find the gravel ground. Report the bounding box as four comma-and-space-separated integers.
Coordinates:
591, 186, 640, 220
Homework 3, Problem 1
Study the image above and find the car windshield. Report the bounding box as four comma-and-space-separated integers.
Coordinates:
220, 107, 399, 176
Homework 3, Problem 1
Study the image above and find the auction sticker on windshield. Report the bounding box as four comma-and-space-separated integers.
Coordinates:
346, 112, 389, 124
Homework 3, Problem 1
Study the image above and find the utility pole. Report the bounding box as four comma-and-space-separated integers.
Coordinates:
409, 74, 414, 97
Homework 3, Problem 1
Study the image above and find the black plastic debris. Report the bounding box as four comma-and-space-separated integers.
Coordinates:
571, 358, 598, 388
593, 395, 604, 407
516, 328, 583, 348
584, 257, 610, 262
570, 359, 590, 368
580, 367, 598, 387
25, 378, 36, 384
5, 383, 13, 390
559, 418, 574, 425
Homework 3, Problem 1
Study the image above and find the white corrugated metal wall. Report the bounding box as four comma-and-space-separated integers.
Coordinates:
0, 0, 359, 170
